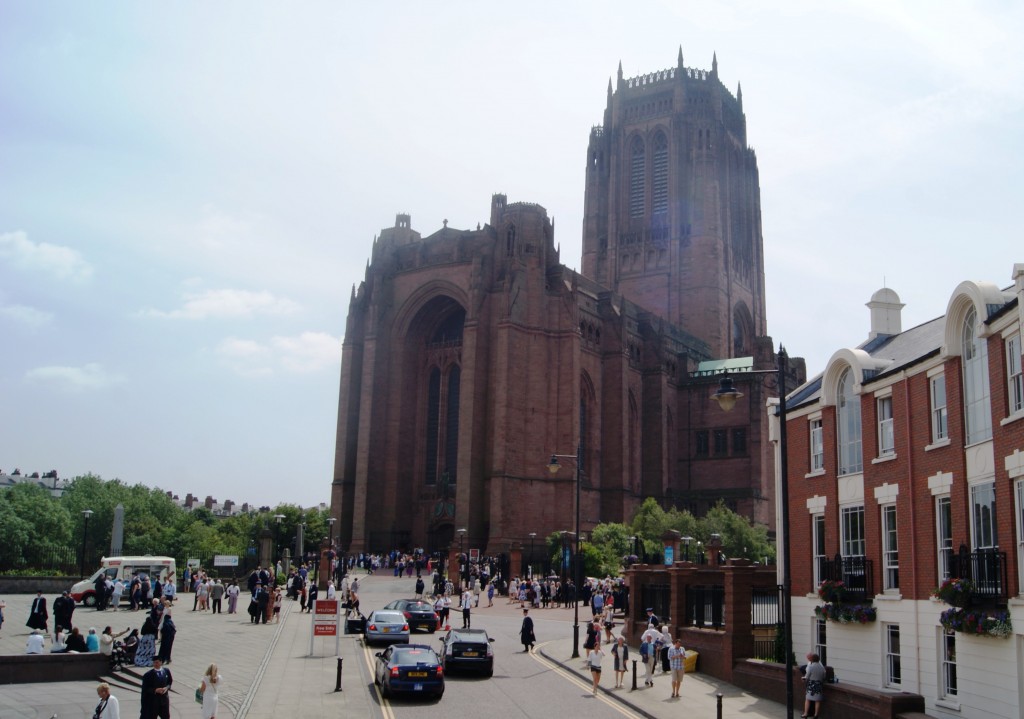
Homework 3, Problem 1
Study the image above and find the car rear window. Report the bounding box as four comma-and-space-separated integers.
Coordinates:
373, 612, 405, 622
393, 647, 437, 660
407, 601, 434, 611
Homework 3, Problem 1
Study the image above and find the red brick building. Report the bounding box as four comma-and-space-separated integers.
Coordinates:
783, 266, 1024, 719
331, 52, 802, 556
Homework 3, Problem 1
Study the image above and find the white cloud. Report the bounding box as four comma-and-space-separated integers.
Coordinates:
215, 331, 340, 377
0, 303, 54, 328
272, 332, 341, 373
25, 363, 125, 392
0, 231, 94, 282
138, 288, 301, 320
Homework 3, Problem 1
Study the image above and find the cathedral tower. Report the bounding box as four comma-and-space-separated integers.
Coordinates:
582, 49, 767, 360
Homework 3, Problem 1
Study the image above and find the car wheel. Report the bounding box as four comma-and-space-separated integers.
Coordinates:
485, 668, 493, 678
82, 593, 96, 607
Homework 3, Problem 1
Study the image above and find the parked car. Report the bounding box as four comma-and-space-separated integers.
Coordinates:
438, 627, 494, 676
365, 610, 410, 646
374, 644, 445, 699
382, 598, 439, 633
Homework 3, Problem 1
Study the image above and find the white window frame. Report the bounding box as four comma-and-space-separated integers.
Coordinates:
962, 307, 992, 445
814, 618, 827, 667
877, 395, 895, 456
812, 513, 826, 588
1015, 480, 1024, 595
930, 373, 948, 443
936, 495, 952, 582
885, 623, 901, 688
881, 504, 899, 591
970, 481, 997, 550
837, 368, 863, 475
1007, 331, 1023, 416
810, 418, 824, 472
841, 505, 865, 558
940, 628, 957, 698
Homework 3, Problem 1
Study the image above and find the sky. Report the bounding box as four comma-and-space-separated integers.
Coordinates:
2, 1, 1022, 509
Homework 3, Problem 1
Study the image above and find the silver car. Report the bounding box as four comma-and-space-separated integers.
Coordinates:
365, 610, 410, 646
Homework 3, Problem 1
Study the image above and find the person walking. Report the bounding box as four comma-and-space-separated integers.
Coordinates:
93, 682, 120, 719
460, 588, 472, 628
140, 657, 172, 719
640, 622, 660, 686
53, 590, 75, 634
667, 637, 686, 698
519, 608, 535, 652
659, 624, 672, 673
26, 590, 48, 633
611, 636, 629, 689
210, 579, 225, 614
588, 641, 605, 694
226, 580, 239, 614
156, 602, 176, 663
802, 652, 826, 718
200, 663, 223, 719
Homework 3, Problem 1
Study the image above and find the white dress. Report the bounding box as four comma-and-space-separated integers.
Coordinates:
201, 675, 223, 719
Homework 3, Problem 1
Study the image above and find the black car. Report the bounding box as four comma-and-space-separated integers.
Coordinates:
383, 598, 439, 633
438, 627, 494, 676
374, 643, 445, 699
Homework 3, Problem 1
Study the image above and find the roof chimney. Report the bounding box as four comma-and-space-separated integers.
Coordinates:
867, 288, 904, 339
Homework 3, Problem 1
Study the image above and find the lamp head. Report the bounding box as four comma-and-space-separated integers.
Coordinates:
547, 455, 560, 475
710, 376, 743, 412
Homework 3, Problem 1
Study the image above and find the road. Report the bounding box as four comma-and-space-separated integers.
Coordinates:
353, 573, 646, 719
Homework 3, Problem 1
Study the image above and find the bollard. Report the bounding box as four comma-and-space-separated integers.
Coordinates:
335, 657, 343, 692
631, 658, 637, 690
716, 692, 723, 719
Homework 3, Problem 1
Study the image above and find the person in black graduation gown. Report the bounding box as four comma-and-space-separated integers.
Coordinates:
26, 591, 48, 632
520, 608, 536, 652
140, 656, 173, 719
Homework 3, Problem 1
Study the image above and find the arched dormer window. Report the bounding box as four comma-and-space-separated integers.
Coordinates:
629, 136, 645, 218
652, 132, 668, 215
962, 307, 992, 444
837, 367, 862, 475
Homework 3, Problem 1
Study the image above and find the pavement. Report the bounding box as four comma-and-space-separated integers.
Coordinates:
0, 578, 794, 718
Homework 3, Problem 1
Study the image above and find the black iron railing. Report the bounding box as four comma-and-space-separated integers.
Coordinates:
821, 554, 874, 603
641, 583, 672, 625
949, 544, 1007, 602
686, 584, 725, 628
751, 585, 782, 627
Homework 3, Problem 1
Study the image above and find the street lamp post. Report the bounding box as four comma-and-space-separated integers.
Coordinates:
682, 536, 693, 562
80, 509, 94, 578
273, 514, 285, 569
528, 532, 537, 579
547, 444, 582, 659
710, 345, 792, 717
457, 528, 467, 591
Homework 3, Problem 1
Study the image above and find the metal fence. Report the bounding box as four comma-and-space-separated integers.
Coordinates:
641, 583, 672, 625
949, 544, 1007, 601
685, 584, 724, 628
821, 554, 874, 603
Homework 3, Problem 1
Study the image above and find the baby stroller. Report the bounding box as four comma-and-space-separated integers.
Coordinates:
114, 632, 139, 670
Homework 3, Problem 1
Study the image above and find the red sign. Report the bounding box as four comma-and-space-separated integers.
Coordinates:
313, 623, 337, 637
314, 599, 339, 617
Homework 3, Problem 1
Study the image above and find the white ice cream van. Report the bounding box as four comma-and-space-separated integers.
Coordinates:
69, 556, 176, 606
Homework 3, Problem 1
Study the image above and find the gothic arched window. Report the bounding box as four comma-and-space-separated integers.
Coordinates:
444, 365, 461, 479
629, 137, 645, 218
425, 368, 441, 485
652, 132, 668, 215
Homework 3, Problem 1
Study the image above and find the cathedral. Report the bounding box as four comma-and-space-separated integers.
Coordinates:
331, 49, 804, 555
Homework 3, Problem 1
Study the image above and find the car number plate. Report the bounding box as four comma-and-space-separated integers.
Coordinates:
462, 651, 478, 657
414, 683, 424, 691
381, 627, 390, 633
408, 671, 427, 678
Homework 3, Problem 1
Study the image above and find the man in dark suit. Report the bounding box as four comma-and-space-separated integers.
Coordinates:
140, 657, 173, 718
53, 591, 75, 634
26, 591, 48, 633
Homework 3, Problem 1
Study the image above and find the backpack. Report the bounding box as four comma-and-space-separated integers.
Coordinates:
640, 640, 650, 659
